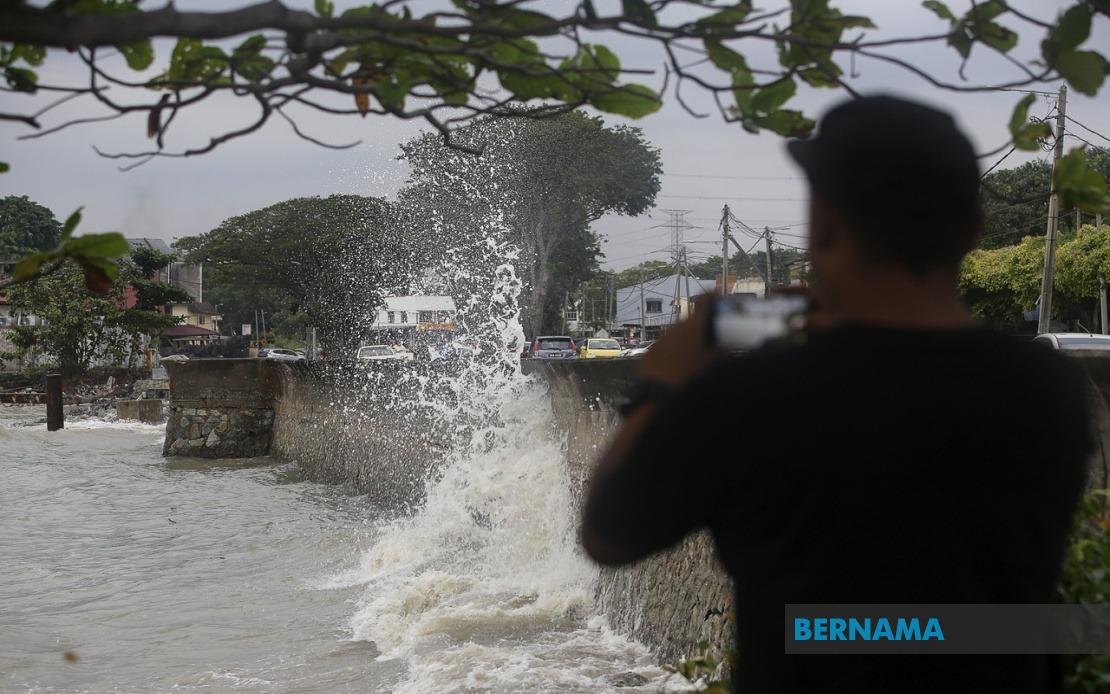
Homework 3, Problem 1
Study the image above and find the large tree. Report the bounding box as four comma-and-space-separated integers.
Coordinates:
401, 110, 661, 336
0, 195, 60, 259
980, 149, 1110, 249
176, 194, 422, 353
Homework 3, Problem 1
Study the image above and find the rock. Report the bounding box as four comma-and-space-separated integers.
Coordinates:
205, 431, 220, 448
604, 672, 648, 688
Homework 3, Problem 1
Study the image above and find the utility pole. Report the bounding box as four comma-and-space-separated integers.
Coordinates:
639, 265, 646, 343
721, 205, 731, 295
764, 226, 774, 298
1037, 84, 1067, 335
253, 308, 259, 349
1100, 212, 1107, 335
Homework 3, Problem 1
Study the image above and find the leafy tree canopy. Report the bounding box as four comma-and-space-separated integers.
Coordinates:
176, 194, 420, 352
400, 109, 661, 335
0, 194, 60, 257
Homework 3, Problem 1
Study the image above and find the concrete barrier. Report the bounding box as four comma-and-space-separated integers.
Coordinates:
116, 399, 165, 424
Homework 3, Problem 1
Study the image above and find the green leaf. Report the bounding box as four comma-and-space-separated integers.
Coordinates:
0, 162, 9, 174
4, 66, 38, 93
922, 0, 955, 21
1007, 94, 1052, 151
1054, 148, 1110, 214
232, 34, 274, 81
750, 78, 796, 113
11, 252, 51, 282
1052, 4, 1092, 52
968, 0, 1006, 23
589, 83, 661, 118
60, 208, 83, 241
315, 0, 335, 17
118, 40, 154, 70
751, 109, 815, 137
1056, 49, 1106, 96
62, 232, 130, 259
797, 66, 838, 87
164, 38, 228, 84
978, 21, 1017, 53
948, 28, 973, 58
621, 0, 657, 28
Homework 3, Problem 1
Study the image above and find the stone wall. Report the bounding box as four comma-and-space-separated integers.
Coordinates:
525, 359, 733, 664
162, 359, 279, 458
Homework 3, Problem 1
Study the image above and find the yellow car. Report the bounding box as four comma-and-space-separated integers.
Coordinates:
579, 338, 623, 359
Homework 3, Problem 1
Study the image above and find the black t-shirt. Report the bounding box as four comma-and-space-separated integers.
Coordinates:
584, 324, 1092, 693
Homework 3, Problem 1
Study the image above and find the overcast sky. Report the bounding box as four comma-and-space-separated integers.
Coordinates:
1, 1, 1107, 271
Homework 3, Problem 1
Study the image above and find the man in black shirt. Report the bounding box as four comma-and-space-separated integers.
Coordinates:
581, 96, 1092, 692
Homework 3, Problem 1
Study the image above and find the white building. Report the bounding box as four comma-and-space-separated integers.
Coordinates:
370, 295, 457, 331
614, 273, 717, 339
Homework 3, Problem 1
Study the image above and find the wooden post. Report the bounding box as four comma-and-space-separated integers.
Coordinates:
46, 373, 63, 431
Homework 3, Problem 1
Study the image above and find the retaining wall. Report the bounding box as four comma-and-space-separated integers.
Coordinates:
162, 352, 1110, 665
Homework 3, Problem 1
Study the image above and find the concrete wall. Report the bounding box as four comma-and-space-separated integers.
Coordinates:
162, 352, 1110, 665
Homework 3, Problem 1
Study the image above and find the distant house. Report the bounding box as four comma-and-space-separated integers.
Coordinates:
614, 273, 716, 340
370, 295, 457, 332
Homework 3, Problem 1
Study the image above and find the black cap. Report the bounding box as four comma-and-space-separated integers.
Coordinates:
787, 95, 982, 271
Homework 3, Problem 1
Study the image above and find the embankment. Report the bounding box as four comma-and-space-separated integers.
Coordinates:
163, 352, 1110, 664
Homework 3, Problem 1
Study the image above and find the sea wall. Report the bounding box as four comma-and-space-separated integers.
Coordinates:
523, 359, 734, 664
162, 359, 279, 457
162, 352, 1110, 665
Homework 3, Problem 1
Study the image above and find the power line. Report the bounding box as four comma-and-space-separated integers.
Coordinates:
1067, 133, 1110, 156
1064, 115, 1110, 146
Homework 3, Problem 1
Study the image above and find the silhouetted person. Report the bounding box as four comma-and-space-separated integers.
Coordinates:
582, 96, 1092, 693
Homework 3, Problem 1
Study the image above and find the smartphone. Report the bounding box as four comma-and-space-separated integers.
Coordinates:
710, 294, 809, 350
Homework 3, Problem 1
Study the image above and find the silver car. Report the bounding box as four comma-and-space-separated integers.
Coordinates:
1033, 333, 1110, 351
357, 345, 414, 362
265, 348, 306, 362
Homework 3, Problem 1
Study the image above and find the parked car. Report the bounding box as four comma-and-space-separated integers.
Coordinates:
580, 338, 623, 359
265, 347, 305, 362
622, 340, 654, 357
357, 344, 415, 362
531, 336, 577, 359
1033, 333, 1110, 351
257, 348, 269, 358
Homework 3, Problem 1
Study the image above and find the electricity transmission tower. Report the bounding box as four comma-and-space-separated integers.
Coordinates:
659, 209, 697, 323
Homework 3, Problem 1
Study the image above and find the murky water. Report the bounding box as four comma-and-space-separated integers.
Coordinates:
0, 406, 671, 693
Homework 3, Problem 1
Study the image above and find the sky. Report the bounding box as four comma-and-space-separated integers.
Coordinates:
1, 1, 1108, 272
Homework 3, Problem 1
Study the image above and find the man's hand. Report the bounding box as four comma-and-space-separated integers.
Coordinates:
636, 293, 720, 388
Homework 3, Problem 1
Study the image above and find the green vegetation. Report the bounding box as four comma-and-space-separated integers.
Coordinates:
176, 195, 422, 353
961, 223, 1110, 331
4, 244, 188, 376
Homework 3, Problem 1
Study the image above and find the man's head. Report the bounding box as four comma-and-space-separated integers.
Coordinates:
788, 96, 982, 308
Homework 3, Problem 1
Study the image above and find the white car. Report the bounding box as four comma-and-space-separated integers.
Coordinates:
357, 345, 415, 362
622, 341, 654, 357
1033, 333, 1110, 351
265, 348, 306, 362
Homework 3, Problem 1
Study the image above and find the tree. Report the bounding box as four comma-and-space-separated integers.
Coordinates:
401, 110, 661, 336
959, 223, 1110, 331
176, 195, 421, 353
980, 149, 1110, 249
0, 195, 60, 258
4, 247, 184, 375
0, 1, 1106, 209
